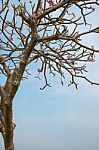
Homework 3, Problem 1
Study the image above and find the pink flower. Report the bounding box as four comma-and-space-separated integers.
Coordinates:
8, 36, 13, 42
37, 68, 42, 72
88, 5, 93, 9
48, 0, 54, 6
87, 55, 93, 61
3, 23, 7, 30
88, 5, 95, 11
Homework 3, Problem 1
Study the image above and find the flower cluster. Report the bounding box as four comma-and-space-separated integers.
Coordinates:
87, 54, 94, 61
48, 0, 54, 6
87, 5, 95, 11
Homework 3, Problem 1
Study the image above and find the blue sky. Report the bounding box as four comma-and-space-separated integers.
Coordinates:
0, 1, 99, 150
1, 65, 99, 150
4, 72, 99, 150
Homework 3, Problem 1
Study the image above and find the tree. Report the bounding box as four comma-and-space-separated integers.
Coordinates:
0, 0, 99, 149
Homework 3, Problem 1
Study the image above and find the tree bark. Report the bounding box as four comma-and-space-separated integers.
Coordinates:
3, 102, 14, 150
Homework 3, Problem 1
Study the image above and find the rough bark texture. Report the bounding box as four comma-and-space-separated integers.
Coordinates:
0, 95, 14, 150
4, 103, 14, 150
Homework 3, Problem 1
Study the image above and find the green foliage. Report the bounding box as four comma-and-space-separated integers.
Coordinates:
15, 5, 24, 11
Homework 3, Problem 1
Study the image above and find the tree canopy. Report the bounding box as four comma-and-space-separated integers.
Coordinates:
0, 0, 99, 149
0, 0, 99, 90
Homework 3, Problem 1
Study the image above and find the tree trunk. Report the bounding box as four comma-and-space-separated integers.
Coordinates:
3, 102, 14, 150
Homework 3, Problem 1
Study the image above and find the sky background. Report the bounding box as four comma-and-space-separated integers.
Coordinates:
0, 0, 99, 150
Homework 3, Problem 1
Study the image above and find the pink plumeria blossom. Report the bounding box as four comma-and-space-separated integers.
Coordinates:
8, 36, 13, 42
87, 55, 93, 61
48, 0, 54, 6
88, 5, 95, 11
37, 68, 42, 73
3, 23, 8, 30
88, 5, 93, 9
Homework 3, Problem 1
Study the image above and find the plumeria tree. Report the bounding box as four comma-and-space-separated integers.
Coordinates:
0, 0, 99, 149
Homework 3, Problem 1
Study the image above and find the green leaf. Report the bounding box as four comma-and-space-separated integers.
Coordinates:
15, 5, 24, 11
